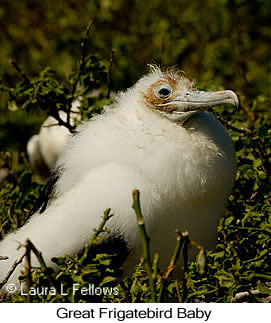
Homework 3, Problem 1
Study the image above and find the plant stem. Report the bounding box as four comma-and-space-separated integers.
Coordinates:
182, 232, 190, 302
132, 189, 156, 302
10, 60, 30, 83
68, 20, 94, 128
152, 253, 159, 280
26, 239, 64, 301
157, 230, 185, 302
78, 208, 113, 266
24, 242, 33, 302
175, 279, 182, 303
107, 48, 115, 99
0, 253, 25, 290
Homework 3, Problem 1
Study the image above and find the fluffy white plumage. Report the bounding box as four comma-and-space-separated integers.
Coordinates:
0, 66, 238, 290
26, 101, 81, 179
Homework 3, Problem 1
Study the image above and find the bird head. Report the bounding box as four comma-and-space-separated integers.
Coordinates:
136, 65, 239, 124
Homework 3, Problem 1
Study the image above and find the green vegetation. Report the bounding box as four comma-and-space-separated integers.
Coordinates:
0, 0, 271, 302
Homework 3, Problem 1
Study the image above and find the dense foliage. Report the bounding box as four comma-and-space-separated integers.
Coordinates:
0, 0, 271, 303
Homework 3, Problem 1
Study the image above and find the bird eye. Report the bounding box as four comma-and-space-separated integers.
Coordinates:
155, 85, 172, 99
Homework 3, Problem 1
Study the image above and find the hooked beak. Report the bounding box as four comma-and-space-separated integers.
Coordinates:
175, 89, 239, 111
157, 89, 239, 123
168, 90, 239, 112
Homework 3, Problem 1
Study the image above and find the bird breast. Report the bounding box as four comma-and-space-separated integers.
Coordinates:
54, 105, 236, 214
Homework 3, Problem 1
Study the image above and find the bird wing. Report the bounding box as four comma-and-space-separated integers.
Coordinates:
0, 162, 156, 288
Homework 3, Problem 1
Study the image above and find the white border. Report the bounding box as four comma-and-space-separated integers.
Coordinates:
0, 303, 270, 323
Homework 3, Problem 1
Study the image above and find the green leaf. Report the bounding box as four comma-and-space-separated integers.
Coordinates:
100, 276, 116, 286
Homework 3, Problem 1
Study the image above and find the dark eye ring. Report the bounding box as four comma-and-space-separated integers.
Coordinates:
155, 85, 172, 99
